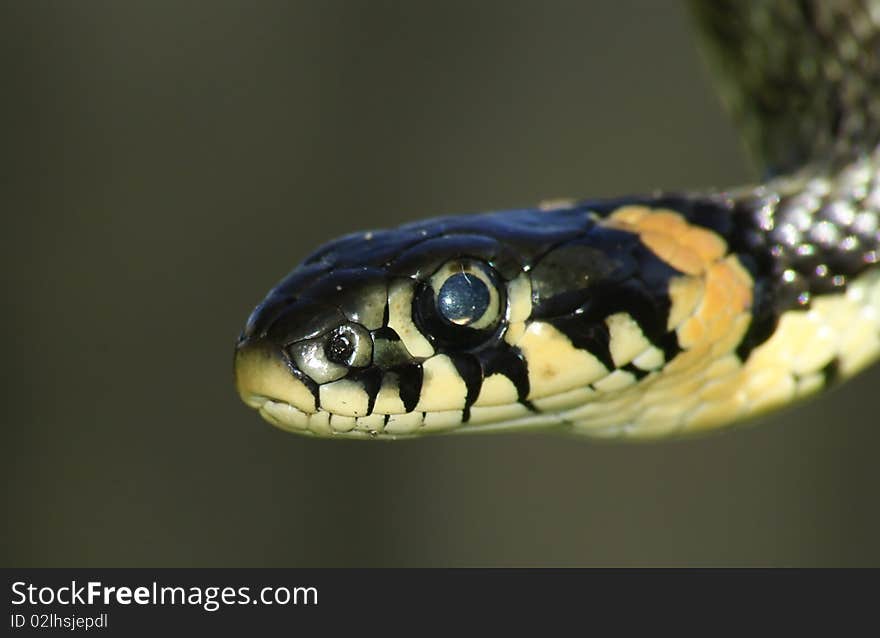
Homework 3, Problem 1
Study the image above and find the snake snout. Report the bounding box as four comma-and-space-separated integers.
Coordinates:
234, 279, 388, 434
234, 338, 319, 417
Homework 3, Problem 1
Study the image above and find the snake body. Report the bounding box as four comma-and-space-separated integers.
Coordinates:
235, 1, 880, 439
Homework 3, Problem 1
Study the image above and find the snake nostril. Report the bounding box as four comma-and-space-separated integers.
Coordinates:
325, 332, 356, 364
322, 322, 373, 368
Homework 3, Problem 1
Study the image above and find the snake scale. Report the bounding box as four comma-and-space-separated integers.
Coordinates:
235, 0, 880, 440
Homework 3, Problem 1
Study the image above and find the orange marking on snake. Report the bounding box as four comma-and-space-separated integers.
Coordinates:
605, 206, 727, 276
602, 206, 753, 355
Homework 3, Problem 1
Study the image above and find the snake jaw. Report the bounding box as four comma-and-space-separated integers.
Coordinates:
234, 338, 377, 437
234, 338, 319, 415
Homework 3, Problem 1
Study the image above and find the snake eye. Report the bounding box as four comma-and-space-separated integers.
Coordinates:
415, 259, 505, 349
430, 260, 502, 331
437, 272, 491, 326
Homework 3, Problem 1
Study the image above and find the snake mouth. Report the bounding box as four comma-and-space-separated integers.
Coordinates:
235, 338, 404, 439
247, 395, 565, 440
236, 337, 567, 438
235, 340, 317, 411
255, 399, 412, 439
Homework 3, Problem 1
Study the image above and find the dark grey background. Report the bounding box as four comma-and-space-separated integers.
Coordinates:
3, 0, 879, 566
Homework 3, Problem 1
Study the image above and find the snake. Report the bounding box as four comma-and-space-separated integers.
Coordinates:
234, 0, 880, 440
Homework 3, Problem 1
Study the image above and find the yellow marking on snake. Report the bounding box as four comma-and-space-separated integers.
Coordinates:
373, 372, 407, 414
319, 378, 370, 417
474, 373, 519, 406
355, 412, 386, 434
593, 369, 637, 393
385, 411, 424, 434
307, 410, 331, 435
532, 386, 596, 412
518, 321, 609, 399
632, 346, 665, 371
329, 414, 357, 433
387, 278, 434, 358
261, 400, 310, 432
606, 312, 652, 367
504, 273, 532, 346
423, 410, 466, 432
235, 345, 317, 413
467, 403, 532, 426
415, 354, 467, 412
667, 276, 704, 331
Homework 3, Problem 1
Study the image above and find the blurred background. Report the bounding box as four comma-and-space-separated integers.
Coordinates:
3, 0, 879, 567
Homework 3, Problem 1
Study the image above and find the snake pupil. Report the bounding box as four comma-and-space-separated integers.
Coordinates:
437, 272, 490, 326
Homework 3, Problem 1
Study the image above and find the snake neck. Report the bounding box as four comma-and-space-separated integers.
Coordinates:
690, 0, 880, 176
718, 153, 879, 358
681, 0, 880, 358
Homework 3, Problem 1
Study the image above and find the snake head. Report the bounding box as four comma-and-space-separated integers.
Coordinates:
234, 214, 535, 437
235, 203, 714, 439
